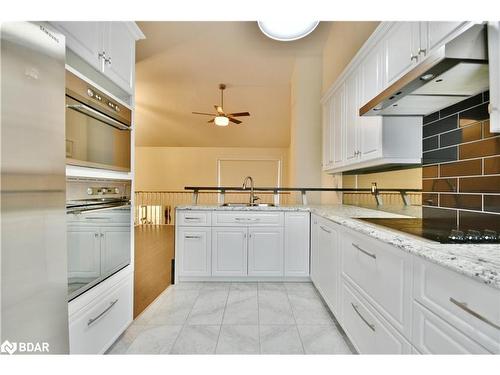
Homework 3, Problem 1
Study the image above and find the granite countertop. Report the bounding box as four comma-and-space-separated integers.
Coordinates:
176, 204, 500, 289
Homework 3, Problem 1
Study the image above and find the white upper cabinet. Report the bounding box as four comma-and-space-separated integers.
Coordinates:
385, 22, 420, 85
322, 97, 334, 170
423, 22, 470, 55
332, 85, 345, 169
344, 71, 359, 163
488, 22, 500, 133
51, 21, 143, 94
103, 22, 137, 93
53, 22, 104, 72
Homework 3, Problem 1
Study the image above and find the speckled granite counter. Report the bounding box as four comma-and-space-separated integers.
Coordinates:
176, 204, 500, 289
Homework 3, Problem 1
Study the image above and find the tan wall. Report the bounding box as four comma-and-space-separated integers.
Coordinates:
289, 56, 323, 204
135, 146, 289, 191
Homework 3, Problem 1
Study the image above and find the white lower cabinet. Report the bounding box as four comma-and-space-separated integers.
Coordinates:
284, 212, 310, 277
412, 301, 490, 354
69, 270, 132, 354
212, 227, 247, 276
317, 219, 340, 316
177, 227, 211, 277
248, 227, 284, 276
341, 280, 412, 354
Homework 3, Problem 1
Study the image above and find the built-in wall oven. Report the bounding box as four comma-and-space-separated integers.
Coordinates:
66, 178, 131, 300
65, 70, 131, 172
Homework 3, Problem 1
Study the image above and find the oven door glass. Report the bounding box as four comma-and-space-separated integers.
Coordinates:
67, 205, 131, 300
65, 96, 131, 171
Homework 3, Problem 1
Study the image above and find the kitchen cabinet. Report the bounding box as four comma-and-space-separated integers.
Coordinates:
385, 22, 420, 85
322, 97, 334, 170
332, 85, 345, 169
248, 227, 284, 276
344, 72, 359, 163
284, 212, 310, 277
67, 228, 101, 280
211, 227, 247, 276
310, 215, 340, 316
488, 22, 500, 133
50, 21, 143, 93
423, 22, 470, 55
177, 227, 211, 277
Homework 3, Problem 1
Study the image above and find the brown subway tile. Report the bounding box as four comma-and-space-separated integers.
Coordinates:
440, 194, 482, 210
459, 137, 500, 159
422, 178, 457, 192
459, 175, 500, 193
459, 103, 489, 127
439, 159, 482, 177
459, 210, 500, 232
422, 206, 457, 231
423, 115, 457, 138
482, 120, 495, 139
484, 195, 500, 213
422, 165, 438, 179
484, 156, 500, 175
422, 193, 438, 206
423, 146, 457, 165
440, 123, 481, 147
440, 93, 482, 118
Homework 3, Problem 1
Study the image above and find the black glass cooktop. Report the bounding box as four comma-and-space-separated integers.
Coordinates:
358, 218, 500, 244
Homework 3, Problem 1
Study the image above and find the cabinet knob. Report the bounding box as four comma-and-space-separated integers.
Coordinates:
410, 53, 418, 62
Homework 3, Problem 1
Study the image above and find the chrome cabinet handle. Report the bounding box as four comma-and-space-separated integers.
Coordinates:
449, 297, 500, 330
105, 56, 112, 66
66, 104, 130, 130
235, 217, 260, 222
94, 233, 99, 238
418, 48, 427, 56
184, 217, 201, 220
185, 235, 201, 239
352, 243, 376, 259
351, 303, 375, 331
88, 299, 118, 326
410, 53, 418, 62
320, 225, 332, 234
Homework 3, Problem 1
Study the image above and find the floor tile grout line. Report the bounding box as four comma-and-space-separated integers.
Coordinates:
213, 284, 231, 354
168, 285, 202, 354
284, 284, 306, 355
257, 282, 261, 354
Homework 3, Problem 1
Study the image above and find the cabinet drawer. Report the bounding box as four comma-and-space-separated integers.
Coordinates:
341, 229, 412, 336
413, 257, 500, 353
412, 301, 491, 354
341, 280, 412, 354
213, 211, 284, 227
177, 210, 211, 226
69, 272, 132, 354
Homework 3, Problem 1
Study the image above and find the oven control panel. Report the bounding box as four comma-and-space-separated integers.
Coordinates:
87, 187, 121, 196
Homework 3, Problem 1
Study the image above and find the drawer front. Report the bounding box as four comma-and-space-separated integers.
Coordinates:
341, 229, 412, 336
69, 273, 132, 354
213, 211, 284, 227
177, 210, 212, 226
412, 301, 491, 354
341, 280, 412, 354
413, 257, 500, 353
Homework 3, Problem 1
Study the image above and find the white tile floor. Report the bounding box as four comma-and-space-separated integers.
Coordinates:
107, 282, 355, 355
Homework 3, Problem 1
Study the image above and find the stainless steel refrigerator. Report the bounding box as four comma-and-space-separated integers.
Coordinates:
1, 22, 69, 354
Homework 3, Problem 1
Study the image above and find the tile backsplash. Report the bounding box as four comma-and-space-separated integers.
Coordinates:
422, 91, 500, 232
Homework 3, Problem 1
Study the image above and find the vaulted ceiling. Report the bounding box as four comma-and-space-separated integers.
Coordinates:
134, 21, 330, 147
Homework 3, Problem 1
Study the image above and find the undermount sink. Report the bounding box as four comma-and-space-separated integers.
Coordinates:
221, 203, 276, 207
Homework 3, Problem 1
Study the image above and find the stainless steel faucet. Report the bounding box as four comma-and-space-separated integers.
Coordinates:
242, 176, 259, 205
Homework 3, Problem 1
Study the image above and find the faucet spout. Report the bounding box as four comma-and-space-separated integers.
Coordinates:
242, 176, 255, 205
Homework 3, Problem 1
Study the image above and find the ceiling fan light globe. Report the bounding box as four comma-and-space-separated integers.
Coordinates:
257, 21, 320, 41
214, 116, 229, 126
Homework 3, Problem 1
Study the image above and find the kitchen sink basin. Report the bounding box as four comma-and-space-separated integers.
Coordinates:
221, 203, 276, 207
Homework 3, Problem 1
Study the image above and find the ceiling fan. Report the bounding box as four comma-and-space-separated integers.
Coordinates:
192, 84, 250, 126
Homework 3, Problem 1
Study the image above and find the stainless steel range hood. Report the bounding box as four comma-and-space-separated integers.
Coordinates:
360, 24, 489, 117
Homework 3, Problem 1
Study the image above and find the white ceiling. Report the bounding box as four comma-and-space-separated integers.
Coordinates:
134, 21, 330, 147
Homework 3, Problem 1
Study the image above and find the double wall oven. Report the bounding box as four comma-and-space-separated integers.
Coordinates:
66, 178, 131, 300
65, 70, 131, 172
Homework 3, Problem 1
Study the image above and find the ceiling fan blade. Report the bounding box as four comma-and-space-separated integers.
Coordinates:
228, 112, 250, 117
228, 117, 242, 124
214, 105, 225, 115
207, 119, 214, 123
192, 111, 216, 116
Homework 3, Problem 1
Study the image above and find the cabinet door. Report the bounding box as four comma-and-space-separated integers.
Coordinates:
67, 227, 101, 279
248, 227, 284, 276
332, 85, 345, 168
177, 227, 211, 277
103, 22, 135, 93
489, 22, 500, 133
359, 45, 383, 160
317, 221, 339, 315
310, 216, 320, 285
211, 227, 247, 276
322, 99, 333, 170
284, 212, 310, 277
51, 22, 103, 71
100, 226, 131, 275
385, 22, 419, 85
423, 22, 469, 54
344, 71, 359, 163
